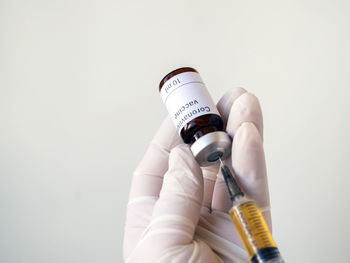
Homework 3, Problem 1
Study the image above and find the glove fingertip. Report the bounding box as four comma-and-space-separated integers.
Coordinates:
168, 144, 202, 178
233, 122, 262, 149
226, 92, 264, 141
217, 87, 247, 123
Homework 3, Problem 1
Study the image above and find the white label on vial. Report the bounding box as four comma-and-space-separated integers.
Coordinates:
160, 71, 220, 134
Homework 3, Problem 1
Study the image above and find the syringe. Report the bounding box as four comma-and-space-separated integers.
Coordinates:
219, 158, 285, 263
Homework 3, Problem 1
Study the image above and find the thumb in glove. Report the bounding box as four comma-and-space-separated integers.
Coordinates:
127, 144, 221, 263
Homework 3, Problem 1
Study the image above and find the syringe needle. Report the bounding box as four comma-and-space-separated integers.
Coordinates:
219, 159, 244, 201
219, 157, 224, 167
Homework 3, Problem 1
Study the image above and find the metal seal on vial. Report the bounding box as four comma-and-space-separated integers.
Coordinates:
190, 131, 232, 167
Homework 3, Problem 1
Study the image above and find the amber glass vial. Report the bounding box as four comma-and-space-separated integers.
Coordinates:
159, 67, 231, 166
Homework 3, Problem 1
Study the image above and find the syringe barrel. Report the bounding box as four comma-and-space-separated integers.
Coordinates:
229, 198, 284, 263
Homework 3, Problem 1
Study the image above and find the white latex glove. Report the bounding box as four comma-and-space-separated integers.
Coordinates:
123, 88, 271, 263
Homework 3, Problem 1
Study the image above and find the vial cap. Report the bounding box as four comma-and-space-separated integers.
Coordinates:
190, 131, 232, 167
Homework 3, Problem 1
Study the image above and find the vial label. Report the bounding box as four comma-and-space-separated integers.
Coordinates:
229, 201, 277, 259
160, 71, 220, 134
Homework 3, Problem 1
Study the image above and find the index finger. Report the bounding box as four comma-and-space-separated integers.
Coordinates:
128, 116, 182, 201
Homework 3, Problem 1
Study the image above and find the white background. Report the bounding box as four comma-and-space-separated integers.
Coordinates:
1, 0, 350, 262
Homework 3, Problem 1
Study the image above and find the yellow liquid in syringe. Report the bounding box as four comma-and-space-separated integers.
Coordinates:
219, 162, 284, 263
230, 201, 277, 260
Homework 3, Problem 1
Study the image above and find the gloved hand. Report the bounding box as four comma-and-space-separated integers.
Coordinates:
123, 88, 271, 262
